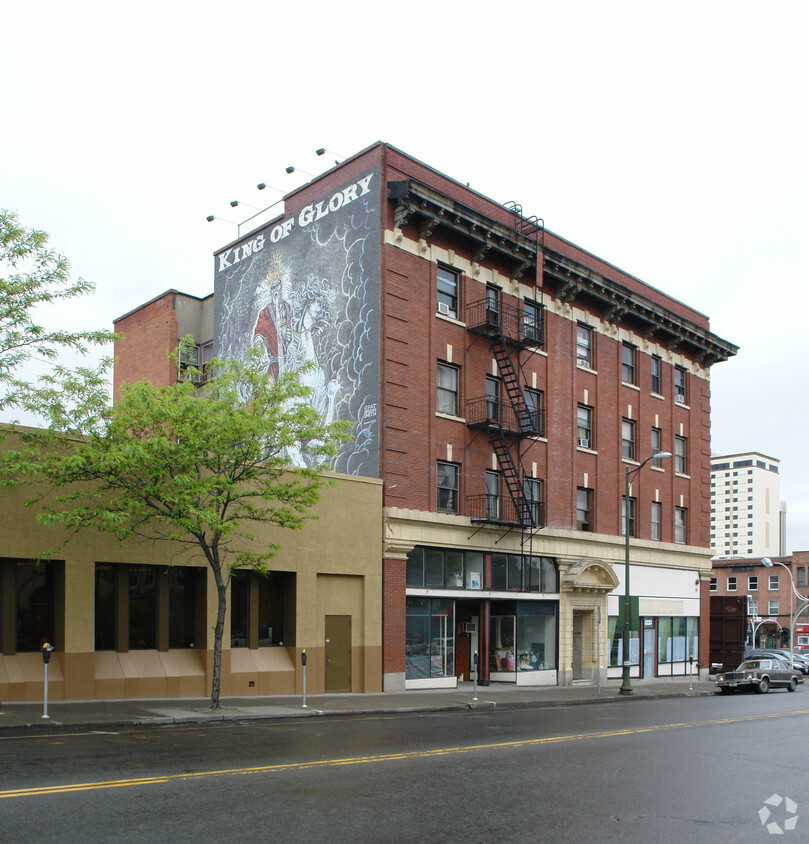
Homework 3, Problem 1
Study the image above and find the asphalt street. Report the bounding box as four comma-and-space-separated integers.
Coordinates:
2, 691, 808, 842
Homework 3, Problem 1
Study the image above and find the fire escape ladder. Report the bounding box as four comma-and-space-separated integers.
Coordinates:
488, 332, 531, 433
487, 425, 533, 528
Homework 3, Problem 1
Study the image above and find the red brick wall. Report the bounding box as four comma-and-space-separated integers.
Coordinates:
113, 293, 178, 403
382, 557, 405, 674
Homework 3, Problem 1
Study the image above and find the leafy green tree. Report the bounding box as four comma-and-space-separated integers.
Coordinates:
0, 209, 114, 419
7, 349, 351, 709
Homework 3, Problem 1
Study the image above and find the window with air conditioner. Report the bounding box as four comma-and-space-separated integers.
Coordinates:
576, 324, 592, 367
437, 266, 458, 318
577, 404, 593, 449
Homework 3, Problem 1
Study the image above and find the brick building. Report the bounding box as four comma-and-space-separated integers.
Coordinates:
114, 141, 737, 690
711, 552, 809, 649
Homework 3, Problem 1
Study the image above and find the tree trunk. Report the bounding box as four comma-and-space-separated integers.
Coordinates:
211, 577, 227, 710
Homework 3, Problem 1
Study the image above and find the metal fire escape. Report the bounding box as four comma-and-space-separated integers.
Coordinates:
466, 297, 544, 528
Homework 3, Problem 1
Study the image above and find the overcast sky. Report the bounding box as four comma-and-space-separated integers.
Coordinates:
3, 2, 807, 550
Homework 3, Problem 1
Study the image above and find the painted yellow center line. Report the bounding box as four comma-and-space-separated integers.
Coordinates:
3, 708, 807, 800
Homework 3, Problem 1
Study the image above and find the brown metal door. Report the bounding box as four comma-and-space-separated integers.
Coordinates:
325, 615, 351, 692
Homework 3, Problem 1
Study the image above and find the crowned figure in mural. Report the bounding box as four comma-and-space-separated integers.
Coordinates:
252, 253, 340, 468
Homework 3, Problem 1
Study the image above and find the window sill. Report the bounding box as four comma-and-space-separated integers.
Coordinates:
675, 472, 691, 480
435, 412, 466, 423
576, 361, 596, 372
621, 381, 640, 391
651, 391, 665, 400
577, 446, 598, 454
436, 312, 466, 327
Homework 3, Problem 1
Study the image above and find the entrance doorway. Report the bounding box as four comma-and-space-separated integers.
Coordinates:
572, 611, 584, 680
325, 615, 351, 692
643, 626, 656, 678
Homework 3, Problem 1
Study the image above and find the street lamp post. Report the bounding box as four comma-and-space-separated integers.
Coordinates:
619, 451, 672, 696
761, 557, 809, 669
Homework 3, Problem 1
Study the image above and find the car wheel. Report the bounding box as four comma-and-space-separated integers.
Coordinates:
788, 677, 798, 692
757, 677, 770, 694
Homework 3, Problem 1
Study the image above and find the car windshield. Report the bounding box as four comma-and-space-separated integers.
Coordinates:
739, 660, 768, 670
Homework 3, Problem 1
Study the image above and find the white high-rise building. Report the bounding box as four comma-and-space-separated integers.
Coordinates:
710, 452, 786, 557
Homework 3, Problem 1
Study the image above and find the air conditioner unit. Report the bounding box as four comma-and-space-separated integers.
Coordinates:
577, 357, 589, 367
459, 622, 477, 634
675, 394, 686, 404
437, 302, 451, 316
578, 437, 590, 448
182, 368, 202, 384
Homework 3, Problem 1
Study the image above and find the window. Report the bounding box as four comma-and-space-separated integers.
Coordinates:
622, 496, 637, 537
710, 577, 717, 592
749, 600, 758, 616
486, 376, 500, 421
798, 568, 806, 587
524, 388, 544, 436
769, 575, 779, 590
651, 355, 662, 394
576, 324, 592, 367
231, 570, 292, 648
406, 597, 455, 679
748, 576, 758, 591
675, 507, 687, 544
577, 404, 593, 449
406, 548, 483, 590
436, 266, 458, 318
437, 462, 459, 512
485, 470, 500, 520
1, 559, 58, 654
727, 576, 737, 592
523, 477, 543, 527
436, 362, 459, 416
95, 562, 204, 652
485, 285, 501, 325
651, 428, 662, 465
651, 501, 662, 541
769, 600, 779, 616
674, 366, 687, 403
622, 418, 636, 461
523, 300, 544, 345
621, 343, 637, 385
675, 435, 687, 475
577, 488, 593, 531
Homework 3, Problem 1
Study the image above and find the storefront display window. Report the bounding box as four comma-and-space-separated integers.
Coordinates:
490, 601, 557, 675
405, 597, 454, 679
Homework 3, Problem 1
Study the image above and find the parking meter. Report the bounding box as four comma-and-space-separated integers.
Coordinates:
42, 643, 54, 719
301, 649, 308, 708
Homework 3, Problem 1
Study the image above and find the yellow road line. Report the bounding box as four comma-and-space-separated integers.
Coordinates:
3, 708, 807, 800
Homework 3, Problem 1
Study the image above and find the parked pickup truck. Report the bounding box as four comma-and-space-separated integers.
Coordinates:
715, 658, 803, 694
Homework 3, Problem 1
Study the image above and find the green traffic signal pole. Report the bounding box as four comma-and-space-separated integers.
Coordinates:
619, 452, 671, 696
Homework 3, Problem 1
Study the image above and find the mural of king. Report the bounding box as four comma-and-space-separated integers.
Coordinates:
213, 168, 381, 477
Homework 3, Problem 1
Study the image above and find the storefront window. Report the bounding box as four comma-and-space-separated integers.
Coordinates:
490, 601, 557, 674
95, 563, 116, 651
404, 547, 556, 594
465, 552, 483, 590
658, 617, 671, 663
14, 560, 56, 652
687, 617, 699, 662
405, 597, 454, 679
446, 552, 464, 588
406, 547, 424, 587
128, 565, 157, 650
425, 549, 444, 587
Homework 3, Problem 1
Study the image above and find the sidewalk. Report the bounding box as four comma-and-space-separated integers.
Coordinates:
0, 677, 716, 733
